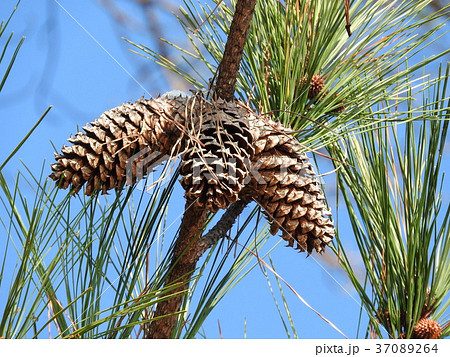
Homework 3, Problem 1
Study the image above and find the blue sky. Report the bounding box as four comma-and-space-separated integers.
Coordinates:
0, 0, 448, 339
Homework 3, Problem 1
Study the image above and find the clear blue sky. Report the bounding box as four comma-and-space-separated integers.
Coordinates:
0, 0, 448, 339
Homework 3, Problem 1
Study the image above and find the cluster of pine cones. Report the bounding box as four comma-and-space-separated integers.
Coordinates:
50, 91, 334, 253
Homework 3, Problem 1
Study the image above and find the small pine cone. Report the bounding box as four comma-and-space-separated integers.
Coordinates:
412, 318, 442, 339
49, 95, 188, 195
180, 100, 254, 212
308, 75, 325, 99
240, 106, 334, 254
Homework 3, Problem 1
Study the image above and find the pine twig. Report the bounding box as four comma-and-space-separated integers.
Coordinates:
146, 199, 250, 339
146, 200, 207, 339
214, 0, 257, 101
343, 0, 352, 37
198, 199, 250, 255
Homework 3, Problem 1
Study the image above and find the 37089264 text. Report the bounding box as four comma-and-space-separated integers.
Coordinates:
375, 343, 438, 354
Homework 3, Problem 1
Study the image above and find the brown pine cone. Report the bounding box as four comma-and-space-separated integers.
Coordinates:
50, 95, 188, 195
238, 102, 334, 254
50, 95, 335, 254
412, 318, 442, 339
180, 99, 254, 212
308, 74, 325, 99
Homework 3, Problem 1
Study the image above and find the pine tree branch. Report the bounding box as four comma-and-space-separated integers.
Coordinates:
198, 199, 250, 255
146, 199, 250, 339
146, 199, 207, 339
214, 0, 257, 101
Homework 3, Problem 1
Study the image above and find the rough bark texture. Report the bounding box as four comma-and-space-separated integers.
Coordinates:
146, 201, 250, 339
199, 199, 250, 251
214, 0, 257, 101
146, 200, 207, 339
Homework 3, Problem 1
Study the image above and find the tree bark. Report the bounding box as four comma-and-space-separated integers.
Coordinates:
214, 0, 257, 101
146, 200, 207, 339
198, 199, 250, 253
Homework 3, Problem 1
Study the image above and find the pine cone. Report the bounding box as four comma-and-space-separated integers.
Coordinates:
302, 75, 347, 114
412, 318, 442, 339
180, 100, 254, 212
308, 74, 325, 99
239, 103, 334, 254
50, 95, 188, 195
